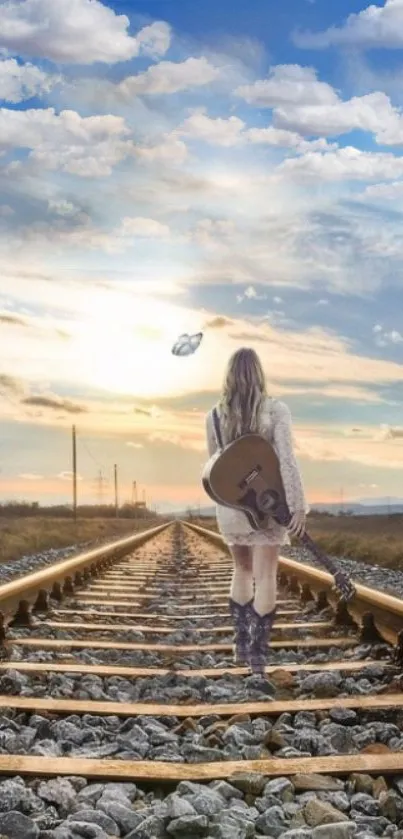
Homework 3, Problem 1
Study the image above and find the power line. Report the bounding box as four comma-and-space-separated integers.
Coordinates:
80, 438, 106, 472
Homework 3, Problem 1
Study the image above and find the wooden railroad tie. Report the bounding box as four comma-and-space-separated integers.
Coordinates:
8, 637, 358, 652
0, 692, 400, 719
0, 659, 387, 679
0, 753, 400, 782
41, 620, 334, 635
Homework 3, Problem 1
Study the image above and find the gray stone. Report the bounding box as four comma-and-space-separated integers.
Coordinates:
164, 794, 197, 819
280, 831, 313, 839
0, 779, 26, 812
351, 815, 391, 834
0, 811, 40, 839
209, 812, 255, 839
293, 774, 344, 792
255, 805, 288, 837
68, 809, 119, 835
263, 777, 295, 801
96, 799, 144, 832
187, 791, 224, 817
37, 778, 77, 816
75, 785, 105, 806
229, 772, 267, 795
312, 823, 357, 839
329, 707, 358, 725
350, 793, 379, 817
299, 672, 342, 696
304, 799, 349, 827
52, 824, 109, 839
166, 814, 209, 836
33, 806, 60, 831
210, 780, 243, 800
124, 815, 165, 838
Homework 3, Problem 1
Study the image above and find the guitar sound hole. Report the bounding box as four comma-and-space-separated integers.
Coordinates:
259, 490, 279, 512
240, 489, 266, 522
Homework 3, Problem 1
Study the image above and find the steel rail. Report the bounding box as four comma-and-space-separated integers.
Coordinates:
0, 520, 172, 635
183, 519, 403, 656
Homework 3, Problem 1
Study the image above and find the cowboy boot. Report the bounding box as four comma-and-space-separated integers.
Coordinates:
228, 597, 254, 665
249, 604, 277, 676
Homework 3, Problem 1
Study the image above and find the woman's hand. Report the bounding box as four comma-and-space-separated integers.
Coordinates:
288, 510, 306, 538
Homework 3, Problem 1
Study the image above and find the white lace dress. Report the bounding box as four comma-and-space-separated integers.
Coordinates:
205, 397, 308, 546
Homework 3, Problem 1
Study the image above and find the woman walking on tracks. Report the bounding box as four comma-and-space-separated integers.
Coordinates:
205, 347, 308, 677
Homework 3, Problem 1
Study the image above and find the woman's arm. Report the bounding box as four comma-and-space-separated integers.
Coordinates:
272, 401, 307, 515
205, 411, 218, 457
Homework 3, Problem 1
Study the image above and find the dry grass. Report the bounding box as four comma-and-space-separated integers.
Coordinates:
190, 514, 403, 570
0, 517, 162, 564
305, 513, 403, 570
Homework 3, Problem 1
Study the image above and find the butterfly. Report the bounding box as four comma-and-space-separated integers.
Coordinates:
171, 332, 203, 356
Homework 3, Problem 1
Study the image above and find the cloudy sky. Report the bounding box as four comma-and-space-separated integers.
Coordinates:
1, 0, 403, 512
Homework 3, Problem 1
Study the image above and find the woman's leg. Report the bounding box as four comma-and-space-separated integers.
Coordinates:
253, 544, 279, 615
249, 544, 279, 675
228, 544, 254, 664
229, 544, 253, 604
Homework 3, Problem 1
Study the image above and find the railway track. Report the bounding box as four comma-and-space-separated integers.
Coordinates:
0, 521, 403, 837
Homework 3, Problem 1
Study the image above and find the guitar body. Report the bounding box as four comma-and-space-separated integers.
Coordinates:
202, 433, 289, 531
202, 431, 356, 602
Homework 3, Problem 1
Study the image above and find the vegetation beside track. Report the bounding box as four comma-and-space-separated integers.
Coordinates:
0, 515, 166, 564
190, 513, 403, 569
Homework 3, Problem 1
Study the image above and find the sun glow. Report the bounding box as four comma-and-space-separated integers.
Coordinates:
72, 292, 206, 398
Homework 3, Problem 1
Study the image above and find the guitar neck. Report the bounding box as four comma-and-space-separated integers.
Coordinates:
300, 530, 340, 576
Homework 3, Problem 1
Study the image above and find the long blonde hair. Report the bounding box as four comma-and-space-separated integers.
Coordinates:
218, 347, 267, 443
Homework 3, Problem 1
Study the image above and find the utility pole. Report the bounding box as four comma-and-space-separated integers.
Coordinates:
114, 464, 119, 518
142, 488, 146, 507
132, 481, 137, 506
72, 425, 77, 521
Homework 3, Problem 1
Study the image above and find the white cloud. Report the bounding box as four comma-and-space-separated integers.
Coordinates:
176, 107, 337, 151
135, 137, 188, 165
0, 0, 171, 64
18, 472, 44, 480
274, 91, 403, 146
48, 200, 80, 217
293, 0, 403, 50
364, 180, 403, 200
374, 325, 403, 346
0, 58, 59, 103
237, 65, 403, 147
297, 424, 403, 471
135, 22, 172, 60
178, 109, 245, 147
119, 217, 170, 238
236, 65, 338, 107
246, 126, 335, 152
0, 107, 134, 176
277, 146, 403, 182
57, 470, 83, 481
127, 442, 143, 448
118, 57, 220, 98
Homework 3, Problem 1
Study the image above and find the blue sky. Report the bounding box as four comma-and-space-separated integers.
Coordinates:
1, 0, 403, 510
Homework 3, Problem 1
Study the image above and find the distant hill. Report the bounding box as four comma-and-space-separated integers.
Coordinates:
177, 501, 403, 518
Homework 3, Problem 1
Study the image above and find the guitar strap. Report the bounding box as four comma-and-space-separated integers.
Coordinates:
212, 407, 224, 451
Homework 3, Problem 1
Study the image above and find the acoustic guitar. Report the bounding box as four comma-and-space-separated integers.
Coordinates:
202, 431, 355, 603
